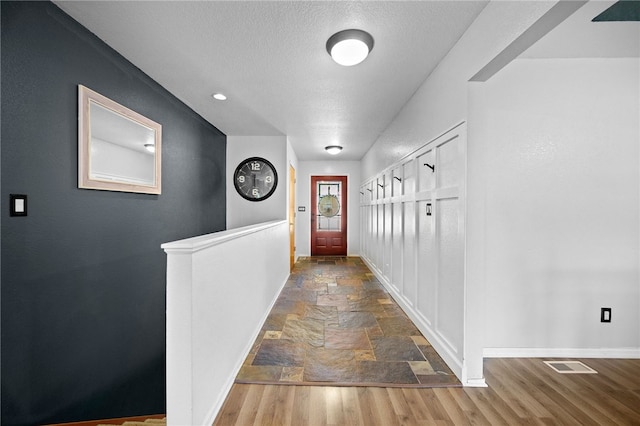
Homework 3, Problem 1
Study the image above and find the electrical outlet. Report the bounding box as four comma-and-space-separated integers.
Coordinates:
601, 307, 611, 323
10, 194, 27, 217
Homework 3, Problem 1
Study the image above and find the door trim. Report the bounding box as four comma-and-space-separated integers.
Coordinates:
311, 175, 347, 256
289, 165, 296, 270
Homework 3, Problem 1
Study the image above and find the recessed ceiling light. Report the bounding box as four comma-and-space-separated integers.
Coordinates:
326, 29, 374, 66
325, 145, 343, 155
212, 93, 227, 101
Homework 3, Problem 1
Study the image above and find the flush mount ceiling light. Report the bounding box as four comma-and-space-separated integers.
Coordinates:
212, 93, 227, 101
326, 29, 374, 66
325, 145, 343, 155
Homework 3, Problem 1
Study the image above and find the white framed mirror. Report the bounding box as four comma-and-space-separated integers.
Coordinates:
78, 85, 162, 194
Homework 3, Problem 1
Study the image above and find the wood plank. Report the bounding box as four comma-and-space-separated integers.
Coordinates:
416, 388, 451, 422
272, 385, 295, 426
231, 384, 265, 426
506, 358, 588, 425
593, 358, 640, 390
369, 386, 401, 426
325, 387, 345, 425
340, 387, 365, 426
522, 358, 637, 425
290, 386, 311, 426
399, 388, 437, 423
254, 384, 278, 425
357, 387, 382, 426
433, 388, 471, 425
386, 388, 414, 423
463, 387, 519, 426
213, 358, 640, 425
445, 388, 491, 425
213, 383, 249, 426
523, 358, 630, 425
46, 414, 165, 426
308, 386, 327, 425
487, 358, 553, 420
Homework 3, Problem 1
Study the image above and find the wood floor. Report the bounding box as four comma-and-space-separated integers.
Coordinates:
213, 357, 640, 425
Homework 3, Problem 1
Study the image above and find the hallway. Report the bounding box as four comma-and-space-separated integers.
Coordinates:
235, 257, 459, 387
219, 258, 640, 424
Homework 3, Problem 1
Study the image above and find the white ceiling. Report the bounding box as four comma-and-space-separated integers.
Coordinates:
53, 1, 638, 161
54, 1, 488, 161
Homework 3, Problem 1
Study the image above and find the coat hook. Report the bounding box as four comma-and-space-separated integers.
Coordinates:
360, 191, 364, 195
378, 184, 384, 188
393, 176, 402, 182
367, 188, 372, 192
424, 163, 435, 172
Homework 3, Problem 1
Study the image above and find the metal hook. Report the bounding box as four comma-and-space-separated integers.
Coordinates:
360, 191, 364, 195
367, 188, 372, 192
393, 176, 402, 182
378, 184, 384, 188
424, 163, 435, 172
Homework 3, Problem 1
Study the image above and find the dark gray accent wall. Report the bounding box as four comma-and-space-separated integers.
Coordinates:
1, 2, 226, 424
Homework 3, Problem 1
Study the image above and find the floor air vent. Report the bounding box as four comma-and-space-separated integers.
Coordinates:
544, 360, 598, 374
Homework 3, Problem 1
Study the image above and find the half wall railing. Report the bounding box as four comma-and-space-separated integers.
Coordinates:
162, 220, 289, 425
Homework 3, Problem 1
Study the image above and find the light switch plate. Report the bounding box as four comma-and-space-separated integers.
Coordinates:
10, 194, 27, 217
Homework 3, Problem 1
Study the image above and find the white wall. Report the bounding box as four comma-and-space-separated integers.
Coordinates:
360, 1, 555, 181
473, 58, 640, 356
296, 160, 361, 256
227, 136, 287, 228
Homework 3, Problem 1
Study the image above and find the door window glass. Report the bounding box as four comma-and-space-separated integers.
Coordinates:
317, 181, 341, 231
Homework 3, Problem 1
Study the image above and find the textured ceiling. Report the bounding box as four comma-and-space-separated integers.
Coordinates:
54, 1, 488, 161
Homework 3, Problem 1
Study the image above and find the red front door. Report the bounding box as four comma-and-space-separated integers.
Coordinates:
311, 175, 347, 256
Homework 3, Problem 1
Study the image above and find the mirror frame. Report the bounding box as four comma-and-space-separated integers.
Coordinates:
78, 85, 162, 194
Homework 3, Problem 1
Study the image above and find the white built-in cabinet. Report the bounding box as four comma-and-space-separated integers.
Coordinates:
360, 122, 466, 380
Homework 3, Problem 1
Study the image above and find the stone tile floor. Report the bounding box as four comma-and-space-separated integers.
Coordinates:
235, 256, 460, 387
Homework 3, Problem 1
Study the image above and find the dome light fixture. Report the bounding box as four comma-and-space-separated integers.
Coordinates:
325, 145, 343, 155
326, 29, 374, 66
144, 143, 155, 153
212, 93, 227, 101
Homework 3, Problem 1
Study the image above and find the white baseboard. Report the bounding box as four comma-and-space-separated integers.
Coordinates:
464, 378, 488, 387
483, 347, 640, 359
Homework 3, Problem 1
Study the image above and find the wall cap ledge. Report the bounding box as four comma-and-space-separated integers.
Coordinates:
161, 220, 287, 254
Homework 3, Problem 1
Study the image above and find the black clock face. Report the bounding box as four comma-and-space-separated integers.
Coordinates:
233, 157, 278, 201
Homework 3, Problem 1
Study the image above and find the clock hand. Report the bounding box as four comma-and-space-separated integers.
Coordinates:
253, 173, 257, 188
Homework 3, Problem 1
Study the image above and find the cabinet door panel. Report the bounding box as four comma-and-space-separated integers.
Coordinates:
417, 200, 436, 323
403, 202, 416, 305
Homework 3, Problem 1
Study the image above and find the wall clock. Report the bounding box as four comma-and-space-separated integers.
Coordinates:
233, 157, 278, 201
